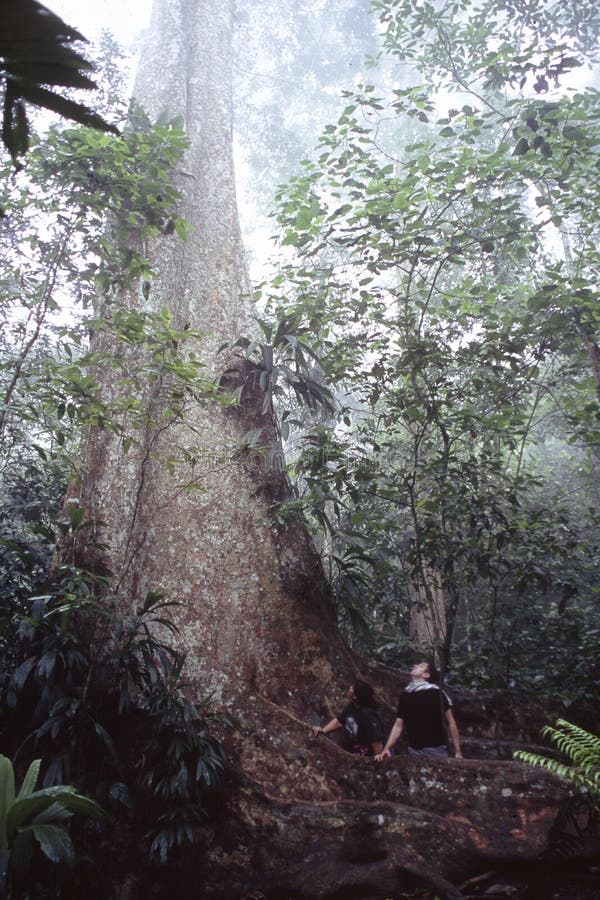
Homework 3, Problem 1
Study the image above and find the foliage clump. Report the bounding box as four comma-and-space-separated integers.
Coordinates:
0, 86, 229, 893
515, 719, 600, 858
2, 575, 227, 874
515, 719, 600, 800
248, 0, 600, 704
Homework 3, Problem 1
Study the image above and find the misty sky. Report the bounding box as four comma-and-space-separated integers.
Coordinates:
45, 0, 151, 45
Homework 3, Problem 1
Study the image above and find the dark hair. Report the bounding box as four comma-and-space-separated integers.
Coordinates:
352, 679, 377, 708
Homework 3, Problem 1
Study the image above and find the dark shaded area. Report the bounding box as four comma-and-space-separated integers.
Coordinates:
0, 0, 117, 166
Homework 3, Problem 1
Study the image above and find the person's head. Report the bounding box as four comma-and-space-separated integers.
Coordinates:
410, 659, 439, 683
350, 679, 377, 708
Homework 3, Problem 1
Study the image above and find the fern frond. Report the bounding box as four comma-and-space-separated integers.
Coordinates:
515, 720, 600, 801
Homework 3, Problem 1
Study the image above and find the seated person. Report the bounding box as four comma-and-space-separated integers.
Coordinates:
312, 680, 384, 756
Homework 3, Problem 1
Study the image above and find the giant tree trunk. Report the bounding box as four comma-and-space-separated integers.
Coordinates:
74, 0, 348, 712
72, 1, 569, 896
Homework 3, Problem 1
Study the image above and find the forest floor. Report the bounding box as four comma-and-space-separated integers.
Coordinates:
240, 861, 600, 899
343, 862, 600, 900
456, 862, 600, 899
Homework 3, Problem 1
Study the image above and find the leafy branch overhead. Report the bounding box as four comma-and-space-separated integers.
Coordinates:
260, 0, 600, 686
0, 0, 118, 166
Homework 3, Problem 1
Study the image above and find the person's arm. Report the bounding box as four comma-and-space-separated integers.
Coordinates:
375, 717, 404, 761
312, 717, 343, 737
445, 709, 463, 759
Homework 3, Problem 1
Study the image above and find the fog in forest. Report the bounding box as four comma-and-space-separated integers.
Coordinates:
2, 2, 600, 898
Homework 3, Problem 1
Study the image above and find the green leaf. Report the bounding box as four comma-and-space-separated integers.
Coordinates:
6, 796, 62, 837
68, 505, 85, 531
3, 62, 96, 91
2, 86, 29, 164
0, 757, 16, 850
11, 82, 119, 136
6, 788, 102, 837
31, 802, 71, 825
31, 823, 75, 867
513, 137, 530, 155
15, 761, 40, 803
295, 208, 315, 229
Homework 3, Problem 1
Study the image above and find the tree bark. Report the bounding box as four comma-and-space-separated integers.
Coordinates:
73, 0, 350, 713
71, 1, 571, 896
409, 565, 447, 653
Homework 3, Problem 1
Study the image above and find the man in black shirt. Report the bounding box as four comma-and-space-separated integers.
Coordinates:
376, 661, 463, 761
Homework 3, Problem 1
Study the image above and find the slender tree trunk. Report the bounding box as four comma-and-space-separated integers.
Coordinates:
408, 565, 447, 653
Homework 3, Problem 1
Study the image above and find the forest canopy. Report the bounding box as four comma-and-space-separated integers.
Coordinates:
245, 0, 600, 708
